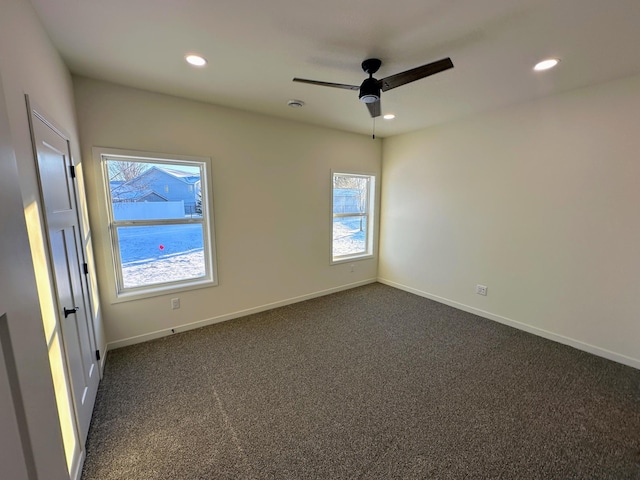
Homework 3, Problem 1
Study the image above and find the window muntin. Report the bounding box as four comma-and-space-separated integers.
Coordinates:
101, 150, 216, 298
332, 172, 375, 262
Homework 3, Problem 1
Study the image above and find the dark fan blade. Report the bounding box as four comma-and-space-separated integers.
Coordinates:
366, 99, 381, 118
379, 57, 454, 92
293, 78, 360, 91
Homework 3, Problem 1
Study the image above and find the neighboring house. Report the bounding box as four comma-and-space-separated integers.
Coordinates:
111, 166, 201, 214
112, 188, 169, 203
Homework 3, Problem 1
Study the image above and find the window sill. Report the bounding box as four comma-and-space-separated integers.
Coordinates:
330, 253, 374, 265
110, 277, 217, 304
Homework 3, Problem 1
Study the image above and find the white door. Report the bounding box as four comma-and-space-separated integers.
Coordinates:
30, 110, 99, 448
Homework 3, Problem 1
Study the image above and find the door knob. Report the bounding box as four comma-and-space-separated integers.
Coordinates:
63, 306, 79, 318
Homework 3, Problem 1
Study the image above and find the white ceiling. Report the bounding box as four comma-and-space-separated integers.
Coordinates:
29, 0, 640, 138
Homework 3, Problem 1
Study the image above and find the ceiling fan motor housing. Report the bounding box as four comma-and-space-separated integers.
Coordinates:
359, 77, 380, 103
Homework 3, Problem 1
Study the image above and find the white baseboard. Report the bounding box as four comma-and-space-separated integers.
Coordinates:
106, 278, 377, 351
377, 277, 640, 370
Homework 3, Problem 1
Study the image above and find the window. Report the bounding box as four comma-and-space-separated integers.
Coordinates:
98, 148, 217, 299
332, 172, 375, 263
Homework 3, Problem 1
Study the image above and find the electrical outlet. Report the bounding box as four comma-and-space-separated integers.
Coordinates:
171, 298, 180, 309
476, 285, 488, 296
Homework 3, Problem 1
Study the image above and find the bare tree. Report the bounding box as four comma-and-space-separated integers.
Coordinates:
108, 160, 150, 182
334, 174, 369, 231
354, 177, 369, 231
108, 160, 152, 201
195, 187, 203, 214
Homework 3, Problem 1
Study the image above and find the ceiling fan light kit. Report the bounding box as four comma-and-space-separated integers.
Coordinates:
293, 57, 454, 119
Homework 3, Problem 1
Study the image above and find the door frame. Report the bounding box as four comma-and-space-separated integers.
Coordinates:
26, 95, 100, 375
25, 95, 100, 480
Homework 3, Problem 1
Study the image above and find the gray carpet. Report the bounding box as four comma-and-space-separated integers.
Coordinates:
81, 283, 640, 479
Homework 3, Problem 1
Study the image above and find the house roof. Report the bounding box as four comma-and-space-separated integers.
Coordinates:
117, 166, 199, 185
110, 166, 198, 199
158, 167, 200, 184
111, 189, 169, 202
29, 0, 640, 138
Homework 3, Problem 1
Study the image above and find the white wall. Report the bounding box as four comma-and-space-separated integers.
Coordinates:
0, 0, 104, 354
0, 81, 35, 480
0, 0, 104, 476
379, 74, 640, 368
73, 77, 382, 347
0, 2, 69, 476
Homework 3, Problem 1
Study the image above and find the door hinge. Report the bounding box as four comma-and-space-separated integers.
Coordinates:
69, 164, 76, 178
83, 262, 89, 275
96, 350, 101, 361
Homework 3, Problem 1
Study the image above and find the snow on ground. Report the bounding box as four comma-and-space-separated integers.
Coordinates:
122, 250, 205, 288
119, 220, 364, 288
333, 220, 366, 256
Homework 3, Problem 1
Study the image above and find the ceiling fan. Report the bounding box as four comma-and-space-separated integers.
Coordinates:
293, 57, 454, 118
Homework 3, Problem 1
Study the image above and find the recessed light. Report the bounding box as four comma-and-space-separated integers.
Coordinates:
185, 54, 207, 67
287, 99, 305, 108
534, 58, 560, 71
383, 114, 396, 120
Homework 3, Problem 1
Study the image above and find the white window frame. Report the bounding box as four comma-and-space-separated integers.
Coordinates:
331, 171, 376, 264
95, 147, 218, 301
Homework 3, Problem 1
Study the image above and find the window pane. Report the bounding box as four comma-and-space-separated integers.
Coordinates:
117, 224, 205, 289
333, 188, 367, 213
333, 216, 368, 257
107, 161, 202, 220
332, 172, 374, 262
100, 148, 216, 298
